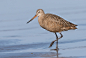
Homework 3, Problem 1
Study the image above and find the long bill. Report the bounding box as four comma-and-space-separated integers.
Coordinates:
27, 15, 37, 24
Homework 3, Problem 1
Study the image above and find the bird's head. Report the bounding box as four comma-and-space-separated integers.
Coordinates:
27, 9, 45, 24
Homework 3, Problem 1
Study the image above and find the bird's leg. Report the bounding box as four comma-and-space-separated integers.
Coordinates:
58, 33, 63, 39
49, 33, 63, 48
49, 39, 57, 48
49, 33, 58, 48
55, 33, 59, 50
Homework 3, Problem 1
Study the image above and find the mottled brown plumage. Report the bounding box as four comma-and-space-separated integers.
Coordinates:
38, 13, 77, 32
27, 9, 77, 48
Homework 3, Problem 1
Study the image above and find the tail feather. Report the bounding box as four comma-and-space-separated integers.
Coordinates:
71, 26, 77, 29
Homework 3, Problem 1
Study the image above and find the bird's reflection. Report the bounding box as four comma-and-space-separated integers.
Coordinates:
56, 41, 59, 58
50, 41, 59, 58
49, 33, 60, 58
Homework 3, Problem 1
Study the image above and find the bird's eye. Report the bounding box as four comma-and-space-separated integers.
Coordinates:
38, 11, 40, 13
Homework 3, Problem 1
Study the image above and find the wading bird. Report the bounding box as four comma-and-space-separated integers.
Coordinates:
27, 9, 77, 48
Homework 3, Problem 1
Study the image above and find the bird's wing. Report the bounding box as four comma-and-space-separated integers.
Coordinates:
45, 14, 77, 27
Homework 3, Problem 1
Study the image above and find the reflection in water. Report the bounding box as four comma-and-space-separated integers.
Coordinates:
49, 33, 60, 58
56, 41, 59, 58
51, 42, 59, 58
50, 33, 60, 58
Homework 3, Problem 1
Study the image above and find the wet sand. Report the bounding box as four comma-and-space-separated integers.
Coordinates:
0, 43, 74, 58
0, 52, 65, 58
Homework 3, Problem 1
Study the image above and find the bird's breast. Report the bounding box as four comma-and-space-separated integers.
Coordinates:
38, 17, 44, 27
38, 17, 61, 32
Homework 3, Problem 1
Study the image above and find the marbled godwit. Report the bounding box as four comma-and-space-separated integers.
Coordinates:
27, 9, 77, 48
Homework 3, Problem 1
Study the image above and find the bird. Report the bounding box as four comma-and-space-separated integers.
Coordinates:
27, 9, 77, 48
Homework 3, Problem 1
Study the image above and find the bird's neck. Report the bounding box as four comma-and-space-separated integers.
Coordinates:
38, 14, 45, 26
38, 13, 45, 18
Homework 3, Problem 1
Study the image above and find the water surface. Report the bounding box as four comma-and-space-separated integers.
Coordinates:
0, 0, 86, 58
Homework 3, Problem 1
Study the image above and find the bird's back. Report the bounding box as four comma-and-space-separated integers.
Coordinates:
38, 13, 77, 32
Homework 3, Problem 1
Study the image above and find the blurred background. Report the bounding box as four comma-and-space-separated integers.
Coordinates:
0, 0, 86, 58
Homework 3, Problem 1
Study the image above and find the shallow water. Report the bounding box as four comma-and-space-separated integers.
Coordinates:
0, 0, 86, 58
